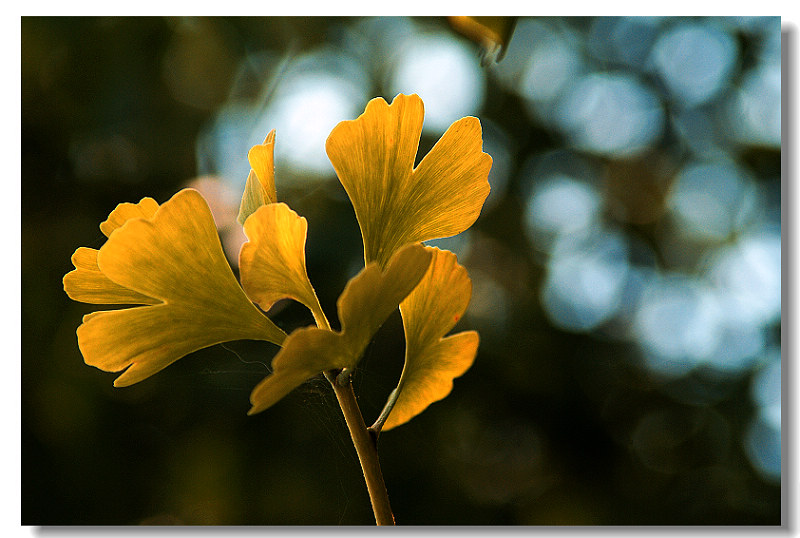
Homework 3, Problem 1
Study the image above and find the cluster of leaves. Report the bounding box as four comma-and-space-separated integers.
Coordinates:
64, 93, 492, 431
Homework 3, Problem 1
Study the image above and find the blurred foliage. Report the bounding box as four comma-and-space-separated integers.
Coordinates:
22, 16, 780, 525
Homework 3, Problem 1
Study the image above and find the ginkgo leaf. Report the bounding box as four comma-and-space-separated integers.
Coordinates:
64, 247, 160, 305
382, 247, 479, 431
99, 197, 160, 237
239, 202, 327, 328
76, 188, 286, 387
248, 327, 344, 414
336, 242, 431, 356
326, 93, 492, 268
65, 197, 162, 305
237, 129, 278, 225
248, 243, 432, 415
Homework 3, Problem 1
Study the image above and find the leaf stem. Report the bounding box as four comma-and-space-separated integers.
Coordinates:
326, 370, 395, 525
369, 387, 400, 438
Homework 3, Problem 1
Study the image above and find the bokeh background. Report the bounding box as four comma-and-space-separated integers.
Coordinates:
22, 16, 782, 525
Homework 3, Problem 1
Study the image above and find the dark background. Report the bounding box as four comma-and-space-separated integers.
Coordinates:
22, 16, 782, 525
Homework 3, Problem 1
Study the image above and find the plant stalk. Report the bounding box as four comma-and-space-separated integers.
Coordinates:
327, 372, 395, 525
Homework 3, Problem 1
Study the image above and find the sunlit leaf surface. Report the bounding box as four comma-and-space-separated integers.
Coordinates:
64, 197, 162, 305
383, 247, 478, 431
64, 247, 160, 305
237, 129, 278, 225
249, 243, 432, 415
99, 197, 160, 237
74, 189, 286, 387
326, 93, 491, 267
239, 202, 326, 327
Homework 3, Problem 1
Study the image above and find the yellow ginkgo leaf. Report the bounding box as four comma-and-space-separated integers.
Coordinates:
64, 197, 162, 305
239, 202, 327, 328
99, 197, 160, 237
382, 247, 479, 431
326, 93, 492, 268
248, 243, 432, 415
248, 327, 344, 414
76, 188, 286, 387
64, 247, 160, 305
336, 242, 431, 356
238, 130, 278, 225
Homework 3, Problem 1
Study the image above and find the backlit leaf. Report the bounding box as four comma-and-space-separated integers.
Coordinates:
248, 243, 432, 415
237, 130, 278, 225
65, 197, 162, 305
64, 247, 159, 305
383, 247, 479, 431
99, 197, 160, 237
326, 93, 492, 267
77, 188, 286, 387
239, 202, 327, 327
